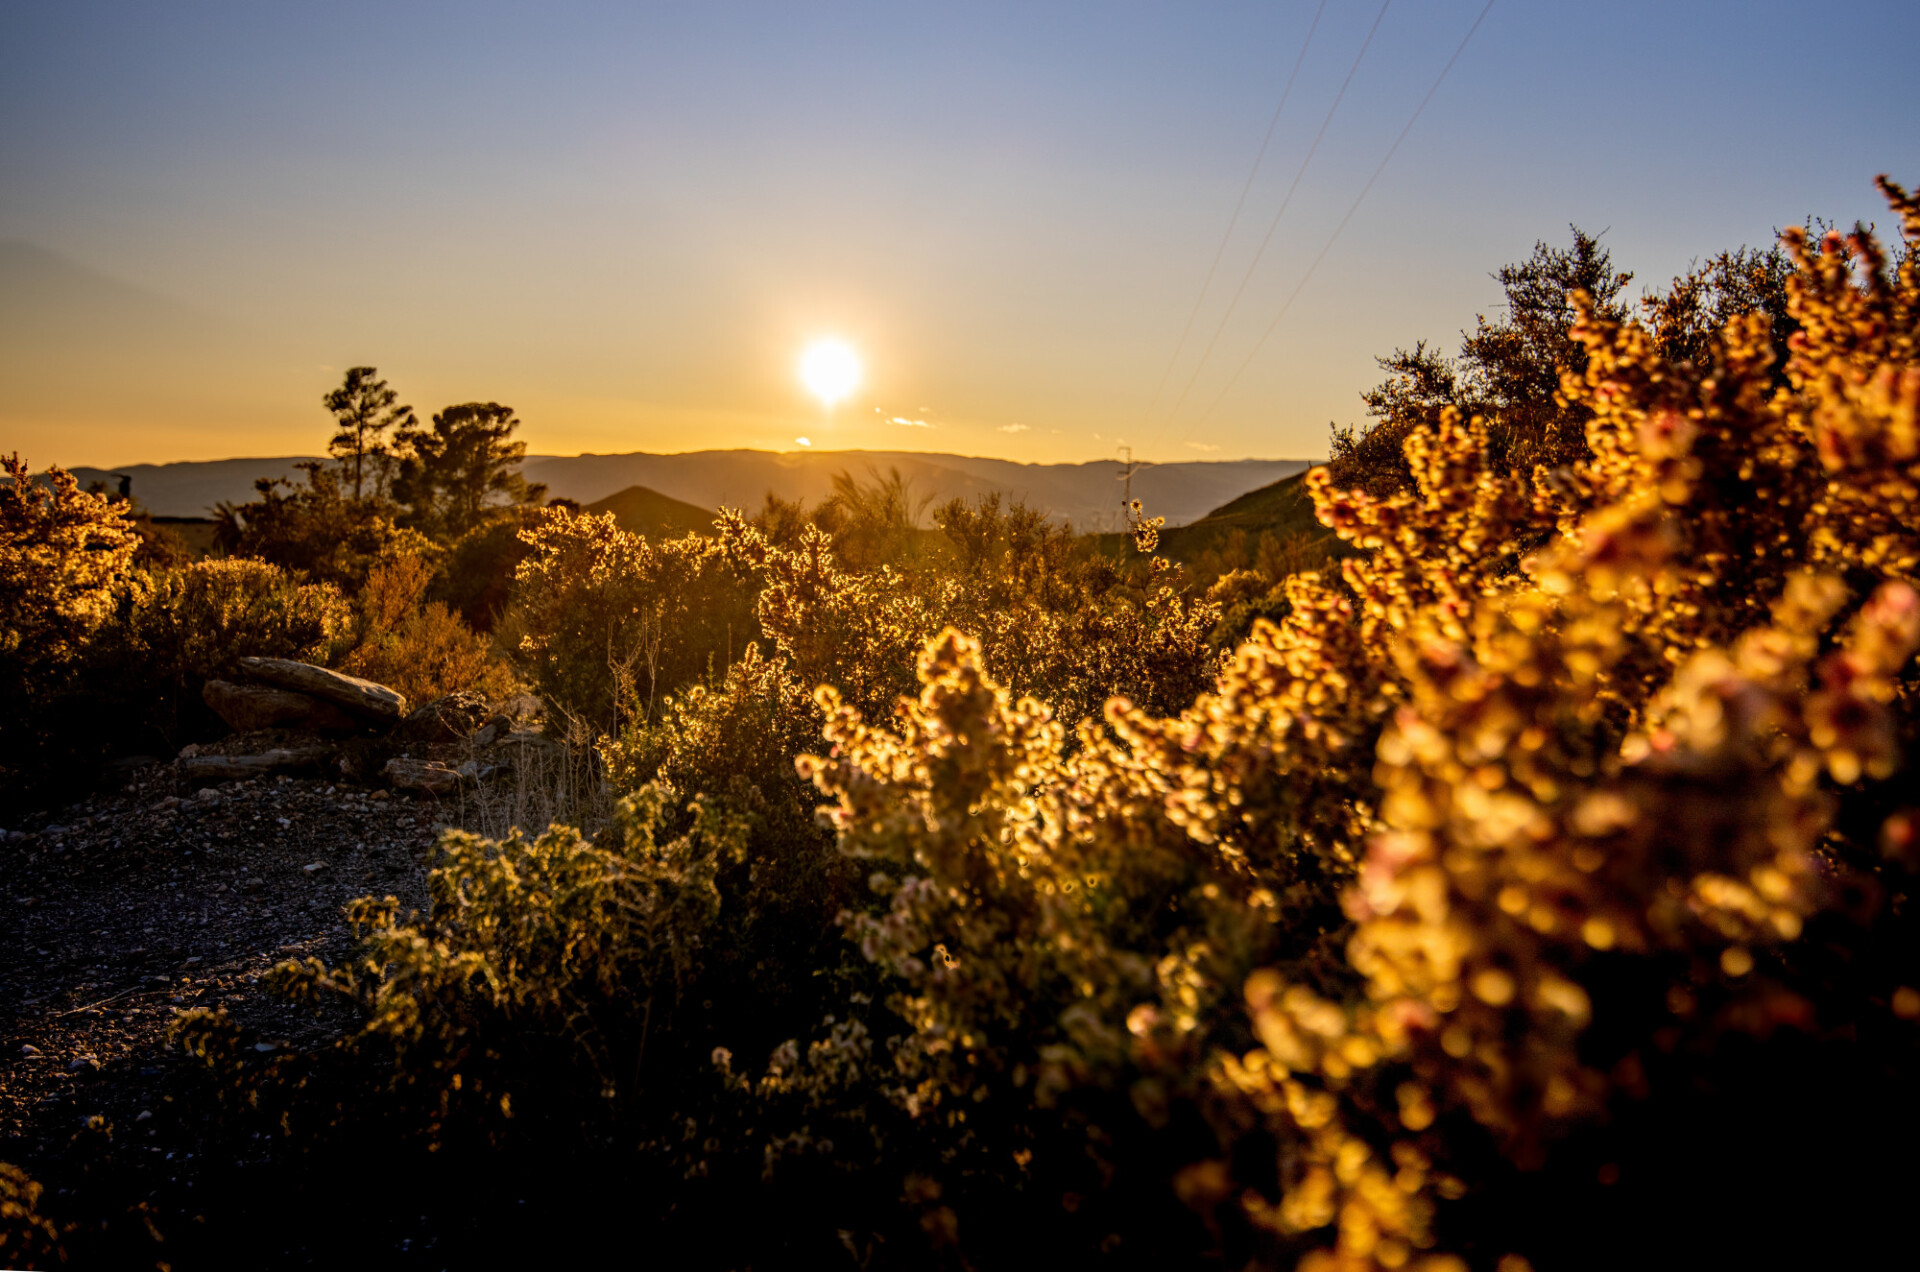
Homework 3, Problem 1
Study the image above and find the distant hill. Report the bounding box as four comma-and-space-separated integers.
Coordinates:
63, 450, 1314, 526
1156, 468, 1328, 558
60, 458, 319, 520
583, 485, 716, 537
1089, 468, 1340, 573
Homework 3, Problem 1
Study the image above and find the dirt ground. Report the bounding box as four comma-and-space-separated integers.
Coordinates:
0, 731, 589, 1268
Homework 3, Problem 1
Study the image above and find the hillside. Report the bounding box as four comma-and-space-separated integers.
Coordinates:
1089, 468, 1339, 574
1154, 468, 1328, 559
582, 485, 717, 537
64, 450, 1312, 527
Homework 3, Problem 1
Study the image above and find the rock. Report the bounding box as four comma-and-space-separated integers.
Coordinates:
179, 748, 335, 783
398, 692, 491, 743
202, 679, 360, 734
469, 712, 515, 747
383, 757, 462, 796
237, 657, 407, 722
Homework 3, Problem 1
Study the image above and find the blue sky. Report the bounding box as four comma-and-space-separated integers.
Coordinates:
3, 1, 1915, 465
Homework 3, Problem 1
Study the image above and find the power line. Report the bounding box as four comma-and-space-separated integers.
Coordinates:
1153, 0, 1393, 434
1135, 0, 1329, 430
1181, 0, 1498, 435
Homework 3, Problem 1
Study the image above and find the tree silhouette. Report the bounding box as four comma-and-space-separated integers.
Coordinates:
1333, 227, 1633, 494
324, 366, 415, 502
393, 402, 545, 540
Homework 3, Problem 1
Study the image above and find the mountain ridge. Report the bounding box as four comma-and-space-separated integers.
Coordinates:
63, 449, 1315, 528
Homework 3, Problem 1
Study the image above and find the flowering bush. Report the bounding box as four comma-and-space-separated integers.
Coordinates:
190, 177, 1920, 1269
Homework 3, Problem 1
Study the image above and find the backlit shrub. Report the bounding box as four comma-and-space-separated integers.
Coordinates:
340, 551, 518, 705
504, 509, 759, 731
191, 176, 1920, 1270
0, 455, 141, 664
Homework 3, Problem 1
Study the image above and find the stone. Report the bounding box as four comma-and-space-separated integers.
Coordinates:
237, 657, 407, 722
179, 748, 335, 783
382, 757, 462, 796
397, 692, 491, 743
202, 679, 360, 734
468, 712, 514, 747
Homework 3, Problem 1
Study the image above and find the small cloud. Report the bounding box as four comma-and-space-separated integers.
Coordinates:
1185, 442, 1220, 453
918, 406, 933, 413
998, 423, 1030, 434
889, 416, 932, 429
795, 437, 812, 447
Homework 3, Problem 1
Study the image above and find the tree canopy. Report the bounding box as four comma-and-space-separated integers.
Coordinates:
393, 402, 546, 540
323, 366, 415, 502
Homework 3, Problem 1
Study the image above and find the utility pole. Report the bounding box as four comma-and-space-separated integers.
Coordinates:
1118, 445, 1138, 528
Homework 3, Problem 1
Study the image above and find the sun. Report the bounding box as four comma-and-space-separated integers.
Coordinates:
799, 339, 861, 407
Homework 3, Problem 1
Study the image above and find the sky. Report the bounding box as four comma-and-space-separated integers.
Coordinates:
2, 0, 1916, 468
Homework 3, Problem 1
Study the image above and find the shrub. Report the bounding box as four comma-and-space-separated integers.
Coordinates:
430, 506, 546, 632
213, 460, 432, 591
83, 557, 353, 750
0, 455, 142, 797
0, 1161, 64, 1269
504, 509, 759, 732
191, 176, 1920, 1271
340, 552, 517, 705
0, 455, 140, 672
792, 176, 1920, 1269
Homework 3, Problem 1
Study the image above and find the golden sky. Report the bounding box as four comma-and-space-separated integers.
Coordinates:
3, 2, 1914, 469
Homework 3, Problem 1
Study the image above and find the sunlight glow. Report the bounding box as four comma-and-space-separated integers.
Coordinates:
799, 339, 861, 407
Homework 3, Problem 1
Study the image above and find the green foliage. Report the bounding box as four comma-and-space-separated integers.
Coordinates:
85, 557, 354, 748
339, 551, 518, 706
427, 505, 546, 632
1332, 227, 1634, 496
262, 788, 749, 1106
723, 495, 1222, 728
1640, 242, 1797, 376
814, 465, 936, 570
504, 509, 759, 732
0, 454, 140, 670
213, 460, 430, 591
184, 177, 1920, 1271
394, 402, 546, 541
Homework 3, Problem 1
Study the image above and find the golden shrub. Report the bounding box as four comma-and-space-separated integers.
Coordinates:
799, 176, 1920, 1268
202, 177, 1920, 1269
340, 551, 518, 704
0, 454, 140, 666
